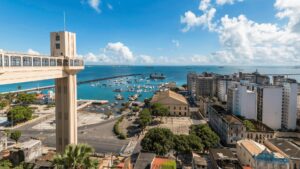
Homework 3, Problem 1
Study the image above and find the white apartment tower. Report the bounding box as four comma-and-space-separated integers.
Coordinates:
227, 84, 257, 120
282, 82, 297, 129
257, 86, 283, 130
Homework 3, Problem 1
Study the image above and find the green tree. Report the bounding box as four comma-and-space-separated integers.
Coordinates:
144, 98, 151, 108
190, 124, 219, 151
243, 120, 256, 131
0, 160, 12, 169
151, 103, 169, 116
16, 93, 36, 105
174, 134, 203, 154
0, 99, 9, 110
141, 128, 174, 155
7, 106, 33, 124
138, 109, 152, 130
52, 144, 98, 169
10, 130, 22, 144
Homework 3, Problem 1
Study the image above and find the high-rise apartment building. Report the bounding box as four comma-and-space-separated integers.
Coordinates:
257, 86, 283, 130
227, 84, 257, 120
187, 72, 216, 99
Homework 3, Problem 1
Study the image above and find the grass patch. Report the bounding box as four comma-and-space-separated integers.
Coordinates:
113, 116, 127, 139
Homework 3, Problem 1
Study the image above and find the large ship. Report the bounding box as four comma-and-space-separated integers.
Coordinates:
149, 73, 166, 80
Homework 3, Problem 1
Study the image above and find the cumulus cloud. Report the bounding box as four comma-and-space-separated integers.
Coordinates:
216, 0, 243, 5
180, 8, 216, 32
88, 0, 101, 13
105, 42, 135, 62
139, 55, 154, 64
180, 0, 300, 65
27, 48, 40, 55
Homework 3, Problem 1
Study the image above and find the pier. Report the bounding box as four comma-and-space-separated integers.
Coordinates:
0, 73, 142, 94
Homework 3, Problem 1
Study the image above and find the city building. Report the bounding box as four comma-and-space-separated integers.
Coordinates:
257, 86, 283, 130
192, 153, 207, 169
238, 71, 270, 85
227, 84, 257, 120
236, 139, 289, 169
187, 72, 216, 99
217, 77, 234, 102
209, 148, 242, 169
208, 105, 246, 146
151, 90, 189, 116
281, 81, 298, 130
243, 119, 275, 144
10, 139, 42, 165
134, 152, 156, 169
265, 139, 300, 169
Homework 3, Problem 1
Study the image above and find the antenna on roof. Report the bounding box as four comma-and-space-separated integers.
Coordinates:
63, 11, 66, 31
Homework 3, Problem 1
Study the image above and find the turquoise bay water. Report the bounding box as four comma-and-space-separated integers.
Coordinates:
0, 66, 299, 103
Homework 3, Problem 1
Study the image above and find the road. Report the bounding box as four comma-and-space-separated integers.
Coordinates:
17, 117, 130, 154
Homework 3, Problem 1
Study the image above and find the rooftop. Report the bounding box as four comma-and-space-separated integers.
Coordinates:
134, 152, 156, 169
151, 90, 188, 104
151, 157, 176, 169
209, 148, 237, 160
267, 139, 300, 159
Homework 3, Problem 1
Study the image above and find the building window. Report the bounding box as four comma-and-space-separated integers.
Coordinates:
0, 55, 2, 66
56, 35, 60, 41
23, 57, 32, 66
33, 58, 41, 66
4, 56, 9, 66
10, 56, 21, 67
56, 43, 60, 49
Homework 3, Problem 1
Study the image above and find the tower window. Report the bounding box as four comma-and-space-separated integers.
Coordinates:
56, 35, 60, 41
56, 43, 60, 49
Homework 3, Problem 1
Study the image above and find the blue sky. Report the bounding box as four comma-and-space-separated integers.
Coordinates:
0, 0, 299, 65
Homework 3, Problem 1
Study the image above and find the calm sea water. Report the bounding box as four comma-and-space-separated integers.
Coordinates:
0, 65, 299, 102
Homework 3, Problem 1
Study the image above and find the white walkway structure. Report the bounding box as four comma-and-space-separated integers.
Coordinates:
0, 31, 84, 152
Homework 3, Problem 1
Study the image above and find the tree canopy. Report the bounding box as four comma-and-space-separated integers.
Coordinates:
190, 124, 219, 150
7, 106, 33, 124
52, 144, 98, 169
138, 108, 152, 130
174, 134, 203, 154
151, 103, 169, 116
16, 93, 36, 105
141, 128, 174, 155
10, 130, 22, 144
243, 120, 256, 131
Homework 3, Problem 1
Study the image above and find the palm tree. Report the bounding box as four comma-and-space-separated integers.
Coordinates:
52, 144, 98, 169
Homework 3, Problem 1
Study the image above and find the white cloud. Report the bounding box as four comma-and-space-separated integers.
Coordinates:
172, 40, 180, 47
180, 8, 216, 32
88, 0, 101, 13
275, 0, 300, 32
216, 0, 243, 5
179, 0, 300, 65
139, 55, 154, 64
27, 48, 40, 55
199, 0, 211, 11
105, 42, 135, 62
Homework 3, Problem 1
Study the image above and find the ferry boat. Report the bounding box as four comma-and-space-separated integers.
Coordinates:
150, 73, 166, 80
115, 94, 124, 100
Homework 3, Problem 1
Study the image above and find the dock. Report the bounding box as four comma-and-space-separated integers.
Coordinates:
0, 74, 142, 94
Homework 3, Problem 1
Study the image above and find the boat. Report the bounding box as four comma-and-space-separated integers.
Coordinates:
150, 73, 166, 80
113, 88, 122, 92
115, 94, 124, 100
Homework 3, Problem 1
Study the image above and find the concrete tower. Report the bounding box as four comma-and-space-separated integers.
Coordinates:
51, 31, 78, 152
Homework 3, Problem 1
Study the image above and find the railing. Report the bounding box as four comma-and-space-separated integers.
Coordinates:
0, 52, 84, 68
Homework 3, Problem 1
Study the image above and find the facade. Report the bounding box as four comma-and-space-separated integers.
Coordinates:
151, 90, 189, 116
237, 139, 289, 169
244, 120, 275, 144
208, 105, 246, 146
187, 72, 216, 99
217, 78, 233, 102
257, 86, 283, 130
282, 82, 298, 130
192, 153, 207, 169
10, 139, 42, 164
209, 148, 241, 169
265, 139, 300, 169
227, 84, 257, 120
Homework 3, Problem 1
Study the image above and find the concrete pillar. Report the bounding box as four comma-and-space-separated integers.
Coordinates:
55, 74, 77, 152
